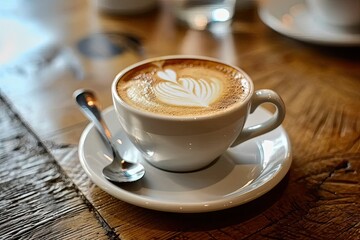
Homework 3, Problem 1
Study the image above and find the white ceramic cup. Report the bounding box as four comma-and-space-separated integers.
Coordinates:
112, 55, 285, 172
306, 0, 360, 30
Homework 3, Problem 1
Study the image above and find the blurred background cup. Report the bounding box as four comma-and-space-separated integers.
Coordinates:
306, 0, 360, 31
173, 0, 236, 31
96, 0, 157, 15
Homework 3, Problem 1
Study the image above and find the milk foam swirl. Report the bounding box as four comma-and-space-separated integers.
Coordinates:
117, 59, 250, 117
154, 69, 221, 107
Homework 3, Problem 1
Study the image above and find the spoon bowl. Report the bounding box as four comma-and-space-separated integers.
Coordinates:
74, 89, 145, 183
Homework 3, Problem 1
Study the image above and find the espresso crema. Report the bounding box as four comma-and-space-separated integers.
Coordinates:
116, 59, 250, 117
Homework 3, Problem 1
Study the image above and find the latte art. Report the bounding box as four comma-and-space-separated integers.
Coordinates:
154, 69, 221, 107
117, 58, 250, 117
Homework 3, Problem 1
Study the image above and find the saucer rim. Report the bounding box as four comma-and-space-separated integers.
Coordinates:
78, 106, 292, 213
258, 0, 360, 46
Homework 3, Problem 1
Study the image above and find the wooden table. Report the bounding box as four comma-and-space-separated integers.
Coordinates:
1, 1, 359, 239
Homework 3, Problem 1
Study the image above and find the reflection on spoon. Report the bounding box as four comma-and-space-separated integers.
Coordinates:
74, 89, 145, 183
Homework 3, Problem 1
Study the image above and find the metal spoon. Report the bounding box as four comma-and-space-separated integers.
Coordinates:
74, 89, 145, 183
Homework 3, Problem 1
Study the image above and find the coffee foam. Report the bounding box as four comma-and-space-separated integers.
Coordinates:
117, 59, 250, 117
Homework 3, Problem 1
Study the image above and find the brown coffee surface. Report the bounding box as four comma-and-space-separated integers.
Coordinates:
117, 58, 250, 117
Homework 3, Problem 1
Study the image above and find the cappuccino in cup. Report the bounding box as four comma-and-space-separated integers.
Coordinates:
112, 56, 285, 172
116, 59, 250, 117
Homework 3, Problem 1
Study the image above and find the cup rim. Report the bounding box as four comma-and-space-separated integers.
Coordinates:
111, 55, 254, 121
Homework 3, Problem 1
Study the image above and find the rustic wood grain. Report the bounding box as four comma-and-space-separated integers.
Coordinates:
0, 97, 112, 239
0, 1, 359, 239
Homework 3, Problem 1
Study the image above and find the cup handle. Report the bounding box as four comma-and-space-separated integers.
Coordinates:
231, 89, 285, 147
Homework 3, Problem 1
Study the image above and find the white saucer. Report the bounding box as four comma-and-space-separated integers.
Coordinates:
258, 0, 360, 46
78, 107, 292, 213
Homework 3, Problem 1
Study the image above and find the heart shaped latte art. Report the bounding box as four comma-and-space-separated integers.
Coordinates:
154, 69, 221, 107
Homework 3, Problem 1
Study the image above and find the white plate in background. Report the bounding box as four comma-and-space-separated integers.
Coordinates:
258, 0, 360, 46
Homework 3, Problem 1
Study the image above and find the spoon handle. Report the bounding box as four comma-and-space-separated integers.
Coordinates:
74, 89, 145, 183
74, 89, 114, 150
